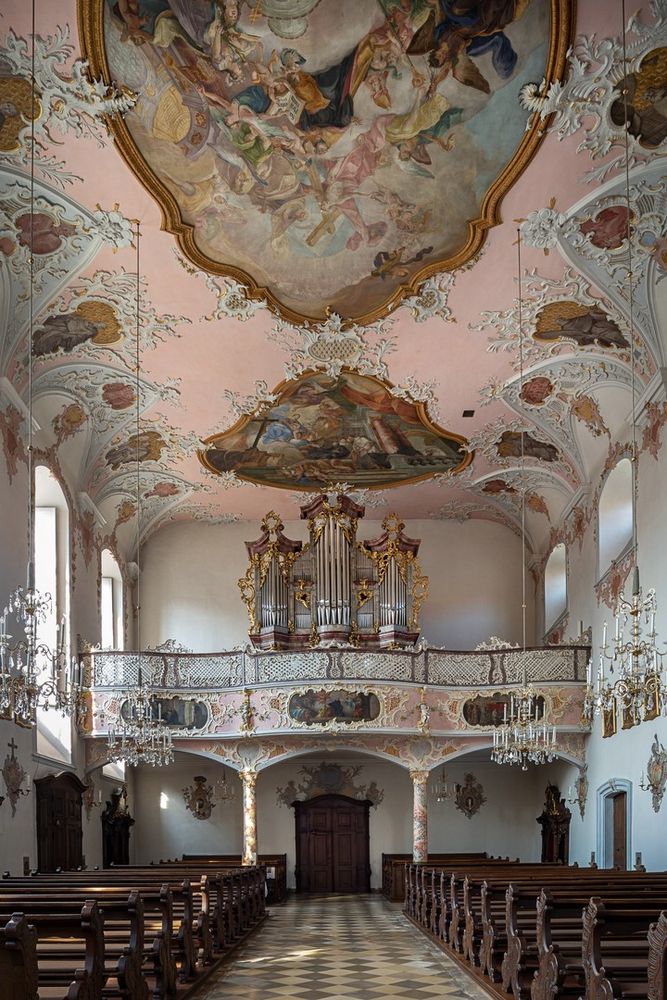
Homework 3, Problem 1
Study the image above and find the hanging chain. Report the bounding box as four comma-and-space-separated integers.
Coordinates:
517, 229, 527, 652
135, 221, 141, 661
620, 0, 639, 567
28, 0, 36, 585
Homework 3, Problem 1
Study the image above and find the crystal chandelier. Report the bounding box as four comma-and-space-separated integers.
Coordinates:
0, 2, 86, 728
431, 766, 455, 803
583, 569, 666, 728
0, 589, 86, 726
492, 667, 557, 770
583, 1, 666, 733
103, 222, 173, 768
490, 231, 557, 770
107, 676, 173, 768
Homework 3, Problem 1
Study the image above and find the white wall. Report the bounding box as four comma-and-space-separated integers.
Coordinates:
139, 517, 535, 652
546, 433, 667, 871
427, 757, 546, 862
133, 752, 243, 864
130, 751, 547, 888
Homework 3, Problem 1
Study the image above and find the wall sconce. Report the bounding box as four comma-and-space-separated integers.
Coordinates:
566, 763, 588, 819
2, 739, 31, 817
83, 779, 103, 821
639, 733, 667, 813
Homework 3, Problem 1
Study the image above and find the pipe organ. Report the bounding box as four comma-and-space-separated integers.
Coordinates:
239, 495, 428, 650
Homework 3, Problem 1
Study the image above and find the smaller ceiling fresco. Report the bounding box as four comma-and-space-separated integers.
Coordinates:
81, 0, 572, 322
199, 370, 471, 490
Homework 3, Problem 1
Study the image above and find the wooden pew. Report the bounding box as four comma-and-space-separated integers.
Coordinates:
582, 897, 667, 1000
403, 857, 667, 1000
0, 912, 38, 1000
0, 899, 103, 1000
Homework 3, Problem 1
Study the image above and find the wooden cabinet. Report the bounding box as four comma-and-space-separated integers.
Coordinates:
35, 772, 86, 872
295, 795, 370, 894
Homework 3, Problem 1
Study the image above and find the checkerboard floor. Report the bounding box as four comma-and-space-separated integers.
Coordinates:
193, 895, 490, 1000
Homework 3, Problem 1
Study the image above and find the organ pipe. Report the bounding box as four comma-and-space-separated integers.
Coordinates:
240, 498, 427, 650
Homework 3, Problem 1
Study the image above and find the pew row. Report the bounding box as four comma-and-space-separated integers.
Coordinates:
402, 859, 667, 1000
0, 861, 266, 1000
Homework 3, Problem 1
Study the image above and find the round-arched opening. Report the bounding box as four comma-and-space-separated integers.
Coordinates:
598, 458, 633, 577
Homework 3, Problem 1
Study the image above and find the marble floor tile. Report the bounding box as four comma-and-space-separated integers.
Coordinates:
192, 895, 491, 1000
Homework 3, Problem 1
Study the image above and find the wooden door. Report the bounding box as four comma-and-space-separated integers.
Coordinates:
295, 795, 370, 893
35, 772, 86, 872
612, 791, 627, 869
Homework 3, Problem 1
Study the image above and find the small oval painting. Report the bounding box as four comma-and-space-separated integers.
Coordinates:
289, 688, 380, 725
462, 693, 545, 727
120, 695, 209, 729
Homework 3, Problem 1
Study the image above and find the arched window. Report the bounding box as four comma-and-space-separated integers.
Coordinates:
544, 542, 567, 631
598, 458, 633, 577
101, 548, 124, 650
34, 465, 72, 763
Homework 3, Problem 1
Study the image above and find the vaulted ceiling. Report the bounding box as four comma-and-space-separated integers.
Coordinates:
1, 0, 666, 564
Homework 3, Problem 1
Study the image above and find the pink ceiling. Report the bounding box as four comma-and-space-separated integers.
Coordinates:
0, 0, 665, 563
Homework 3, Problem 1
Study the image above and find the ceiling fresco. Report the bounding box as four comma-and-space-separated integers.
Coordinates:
80, 0, 572, 322
200, 369, 471, 489
0, 0, 666, 572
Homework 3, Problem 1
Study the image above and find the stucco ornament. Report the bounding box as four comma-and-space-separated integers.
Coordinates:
276, 762, 384, 809
90, 205, 135, 250
270, 311, 395, 382
405, 271, 456, 324
455, 772, 486, 819
0, 25, 135, 187
173, 252, 262, 322
520, 204, 569, 251
1, 740, 29, 818
520, 1, 667, 182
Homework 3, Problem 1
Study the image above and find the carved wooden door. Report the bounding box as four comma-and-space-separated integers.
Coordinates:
35, 772, 86, 872
295, 795, 370, 893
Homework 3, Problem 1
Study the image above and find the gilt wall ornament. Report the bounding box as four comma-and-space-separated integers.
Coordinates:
183, 775, 216, 820
2, 739, 29, 818
645, 734, 667, 813
455, 773, 485, 819
574, 764, 588, 820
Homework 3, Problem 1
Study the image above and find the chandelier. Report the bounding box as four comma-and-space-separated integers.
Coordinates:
492, 668, 557, 770
0, 2, 86, 729
490, 231, 557, 770
583, 1, 666, 734
103, 222, 173, 768
107, 676, 173, 768
431, 766, 455, 803
583, 569, 666, 729
0, 586, 86, 726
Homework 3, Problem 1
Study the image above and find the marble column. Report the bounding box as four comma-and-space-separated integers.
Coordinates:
410, 769, 429, 862
241, 768, 258, 866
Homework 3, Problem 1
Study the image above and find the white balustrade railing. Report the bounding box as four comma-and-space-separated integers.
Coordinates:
86, 643, 590, 691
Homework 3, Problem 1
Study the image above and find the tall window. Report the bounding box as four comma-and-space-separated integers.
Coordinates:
598, 458, 633, 577
101, 548, 124, 650
35, 465, 72, 763
544, 542, 567, 632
